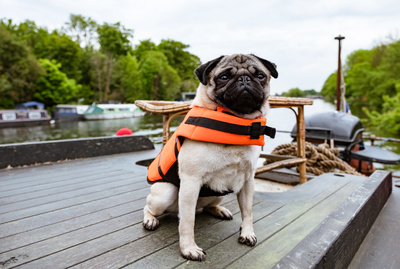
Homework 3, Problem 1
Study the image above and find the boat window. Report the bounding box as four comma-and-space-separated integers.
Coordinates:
3, 112, 17, 120
106, 108, 115, 112
119, 108, 130, 111
28, 111, 41, 119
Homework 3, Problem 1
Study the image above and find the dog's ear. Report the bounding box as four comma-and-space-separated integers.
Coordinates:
195, 56, 224, 85
251, 54, 278, 79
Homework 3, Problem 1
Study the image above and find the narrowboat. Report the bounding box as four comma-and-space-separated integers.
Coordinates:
83, 104, 145, 120
0, 101, 51, 128
53, 104, 89, 121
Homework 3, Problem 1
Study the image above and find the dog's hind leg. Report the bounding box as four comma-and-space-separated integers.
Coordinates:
143, 182, 178, 231
200, 197, 233, 220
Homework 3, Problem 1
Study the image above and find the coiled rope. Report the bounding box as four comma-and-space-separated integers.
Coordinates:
264, 142, 364, 176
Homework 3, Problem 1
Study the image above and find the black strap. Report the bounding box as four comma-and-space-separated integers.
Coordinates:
185, 116, 276, 139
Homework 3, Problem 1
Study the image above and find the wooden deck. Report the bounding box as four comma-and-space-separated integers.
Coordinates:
0, 138, 395, 268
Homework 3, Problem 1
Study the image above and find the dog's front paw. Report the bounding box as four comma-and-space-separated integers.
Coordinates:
181, 246, 206, 261
238, 232, 257, 247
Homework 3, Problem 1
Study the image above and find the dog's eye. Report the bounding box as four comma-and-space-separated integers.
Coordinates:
219, 75, 229, 81
257, 74, 266, 80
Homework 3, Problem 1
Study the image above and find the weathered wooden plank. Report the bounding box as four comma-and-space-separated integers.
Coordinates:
0, 210, 144, 268
173, 178, 362, 268
349, 179, 400, 269
71, 199, 272, 269
0, 159, 122, 184
0, 197, 146, 254
0, 170, 141, 206
226, 181, 363, 268
0, 187, 149, 238
124, 200, 282, 269
0, 176, 147, 214
272, 170, 392, 269
256, 158, 307, 174
0, 181, 148, 224
7, 196, 239, 268
0, 156, 149, 192
0, 167, 121, 192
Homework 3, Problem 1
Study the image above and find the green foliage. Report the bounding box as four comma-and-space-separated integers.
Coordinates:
157, 39, 201, 94
320, 72, 337, 103
112, 53, 143, 102
321, 39, 400, 133
0, 15, 202, 108
97, 22, 133, 58
139, 51, 181, 100
281, 88, 319, 98
157, 39, 201, 81
3, 19, 84, 82
65, 14, 97, 48
133, 39, 157, 61
363, 86, 400, 135
96, 22, 134, 101
283, 88, 306, 97
0, 23, 43, 108
34, 59, 81, 107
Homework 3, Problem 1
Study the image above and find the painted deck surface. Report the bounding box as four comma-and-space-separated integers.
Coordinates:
349, 180, 400, 269
0, 147, 393, 268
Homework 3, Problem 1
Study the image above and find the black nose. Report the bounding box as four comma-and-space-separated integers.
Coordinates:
238, 75, 251, 88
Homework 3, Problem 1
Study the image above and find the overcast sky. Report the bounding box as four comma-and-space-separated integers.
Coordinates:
1, 0, 399, 94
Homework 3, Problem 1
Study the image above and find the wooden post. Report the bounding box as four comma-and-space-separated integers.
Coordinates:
297, 106, 307, 183
335, 35, 345, 111
162, 114, 169, 145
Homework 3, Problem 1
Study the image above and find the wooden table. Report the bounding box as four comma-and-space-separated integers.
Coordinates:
135, 97, 313, 183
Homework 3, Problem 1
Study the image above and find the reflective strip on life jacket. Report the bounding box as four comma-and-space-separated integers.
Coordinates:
147, 106, 276, 196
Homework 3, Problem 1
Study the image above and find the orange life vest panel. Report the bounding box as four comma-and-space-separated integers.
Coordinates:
147, 106, 276, 196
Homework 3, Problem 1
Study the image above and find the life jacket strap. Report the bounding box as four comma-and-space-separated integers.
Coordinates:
184, 116, 276, 139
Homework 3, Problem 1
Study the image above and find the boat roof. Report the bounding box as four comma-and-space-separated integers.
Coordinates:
95, 104, 138, 108
56, 104, 89, 108
16, 101, 45, 110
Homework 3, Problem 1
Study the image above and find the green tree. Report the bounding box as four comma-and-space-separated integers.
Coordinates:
0, 23, 43, 108
157, 39, 201, 80
112, 53, 143, 102
34, 59, 81, 107
320, 72, 337, 103
139, 51, 180, 100
283, 88, 306, 97
133, 39, 157, 62
321, 39, 400, 118
97, 22, 133, 101
65, 14, 97, 48
157, 39, 201, 93
363, 90, 400, 135
3, 19, 84, 83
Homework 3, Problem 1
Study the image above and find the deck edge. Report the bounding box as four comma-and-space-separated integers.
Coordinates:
0, 135, 155, 169
272, 170, 392, 269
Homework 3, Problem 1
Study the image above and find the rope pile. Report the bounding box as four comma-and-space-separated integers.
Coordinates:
264, 142, 364, 176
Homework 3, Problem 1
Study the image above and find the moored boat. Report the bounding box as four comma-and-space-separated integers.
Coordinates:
53, 104, 89, 122
83, 103, 145, 120
0, 101, 51, 128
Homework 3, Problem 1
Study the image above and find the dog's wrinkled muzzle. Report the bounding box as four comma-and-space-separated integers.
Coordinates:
220, 77, 265, 115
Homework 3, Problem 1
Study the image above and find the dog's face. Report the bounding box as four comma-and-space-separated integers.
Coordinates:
193, 54, 278, 119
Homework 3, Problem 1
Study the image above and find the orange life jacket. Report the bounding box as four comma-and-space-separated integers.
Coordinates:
147, 106, 276, 196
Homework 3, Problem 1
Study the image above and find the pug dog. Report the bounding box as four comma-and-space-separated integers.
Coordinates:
143, 54, 278, 261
